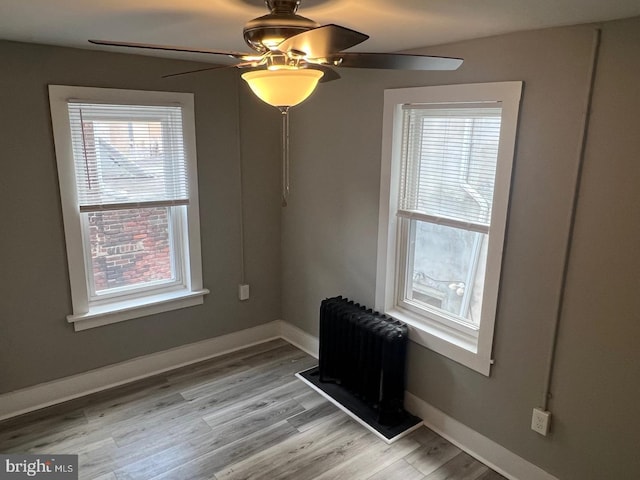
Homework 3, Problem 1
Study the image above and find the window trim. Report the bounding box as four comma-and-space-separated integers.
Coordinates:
376, 82, 522, 375
49, 86, 208, 331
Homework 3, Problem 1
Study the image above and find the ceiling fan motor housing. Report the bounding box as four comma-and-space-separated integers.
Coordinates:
243, 0, 319, 53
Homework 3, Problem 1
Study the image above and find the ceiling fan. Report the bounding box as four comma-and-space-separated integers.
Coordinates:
89, 0, 463, 93
89, 0, 463, 206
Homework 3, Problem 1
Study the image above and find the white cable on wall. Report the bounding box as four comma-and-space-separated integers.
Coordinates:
235, 76, 247, 285
541, 27, 602, 410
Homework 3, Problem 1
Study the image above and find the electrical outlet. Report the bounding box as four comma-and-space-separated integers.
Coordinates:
238, 284, 250, 301
531, 408, 551, 436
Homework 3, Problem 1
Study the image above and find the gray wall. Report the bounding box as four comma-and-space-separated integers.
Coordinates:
546, 17, 640, 478
281, 17, 640, 480
0, 40, 282, 393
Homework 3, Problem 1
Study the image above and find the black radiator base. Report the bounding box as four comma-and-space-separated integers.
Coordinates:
297, 366, 422, 443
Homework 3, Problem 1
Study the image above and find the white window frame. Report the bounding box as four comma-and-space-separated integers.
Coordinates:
376, 82, 522, 375
49, 86, 209, 331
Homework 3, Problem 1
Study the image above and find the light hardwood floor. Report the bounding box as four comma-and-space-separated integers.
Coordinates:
0, 339, 506, 480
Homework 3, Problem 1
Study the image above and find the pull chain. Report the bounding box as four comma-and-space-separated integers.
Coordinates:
279, 107, 290, 207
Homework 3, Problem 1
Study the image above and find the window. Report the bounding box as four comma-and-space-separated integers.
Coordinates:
376, 82, 522, 375
49, 86, 208, 331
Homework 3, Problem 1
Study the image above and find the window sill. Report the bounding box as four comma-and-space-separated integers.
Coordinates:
67, 288, 210, 331
385, 307, 492, 376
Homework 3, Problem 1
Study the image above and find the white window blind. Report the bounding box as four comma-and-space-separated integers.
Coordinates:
399, 104, 502, 233
67, 102, 189, 212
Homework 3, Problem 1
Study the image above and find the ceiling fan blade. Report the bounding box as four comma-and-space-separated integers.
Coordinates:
325, 52, 463, 71
276, 24, 369, 58
89, 39, 257, 60
162, 62, 256, 79
307, 65, 341, 83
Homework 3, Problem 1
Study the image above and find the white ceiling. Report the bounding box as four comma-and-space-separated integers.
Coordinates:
1, 0, 639, 62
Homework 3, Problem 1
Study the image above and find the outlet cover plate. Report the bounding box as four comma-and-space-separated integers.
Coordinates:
531, 408, 551, 436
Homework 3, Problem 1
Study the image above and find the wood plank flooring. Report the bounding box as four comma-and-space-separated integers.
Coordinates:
0, 339, 507, 480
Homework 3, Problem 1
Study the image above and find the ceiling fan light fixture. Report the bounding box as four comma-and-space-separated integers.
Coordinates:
241, 68, 324, 108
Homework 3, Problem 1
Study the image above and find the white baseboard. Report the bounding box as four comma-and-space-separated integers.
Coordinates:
276, 320, 319, 358
0, 320, 558, 480
0, 321, 281, 421
404, 394, 558, 480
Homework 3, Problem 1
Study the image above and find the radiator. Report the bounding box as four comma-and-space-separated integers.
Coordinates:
318, 296, 409, 426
